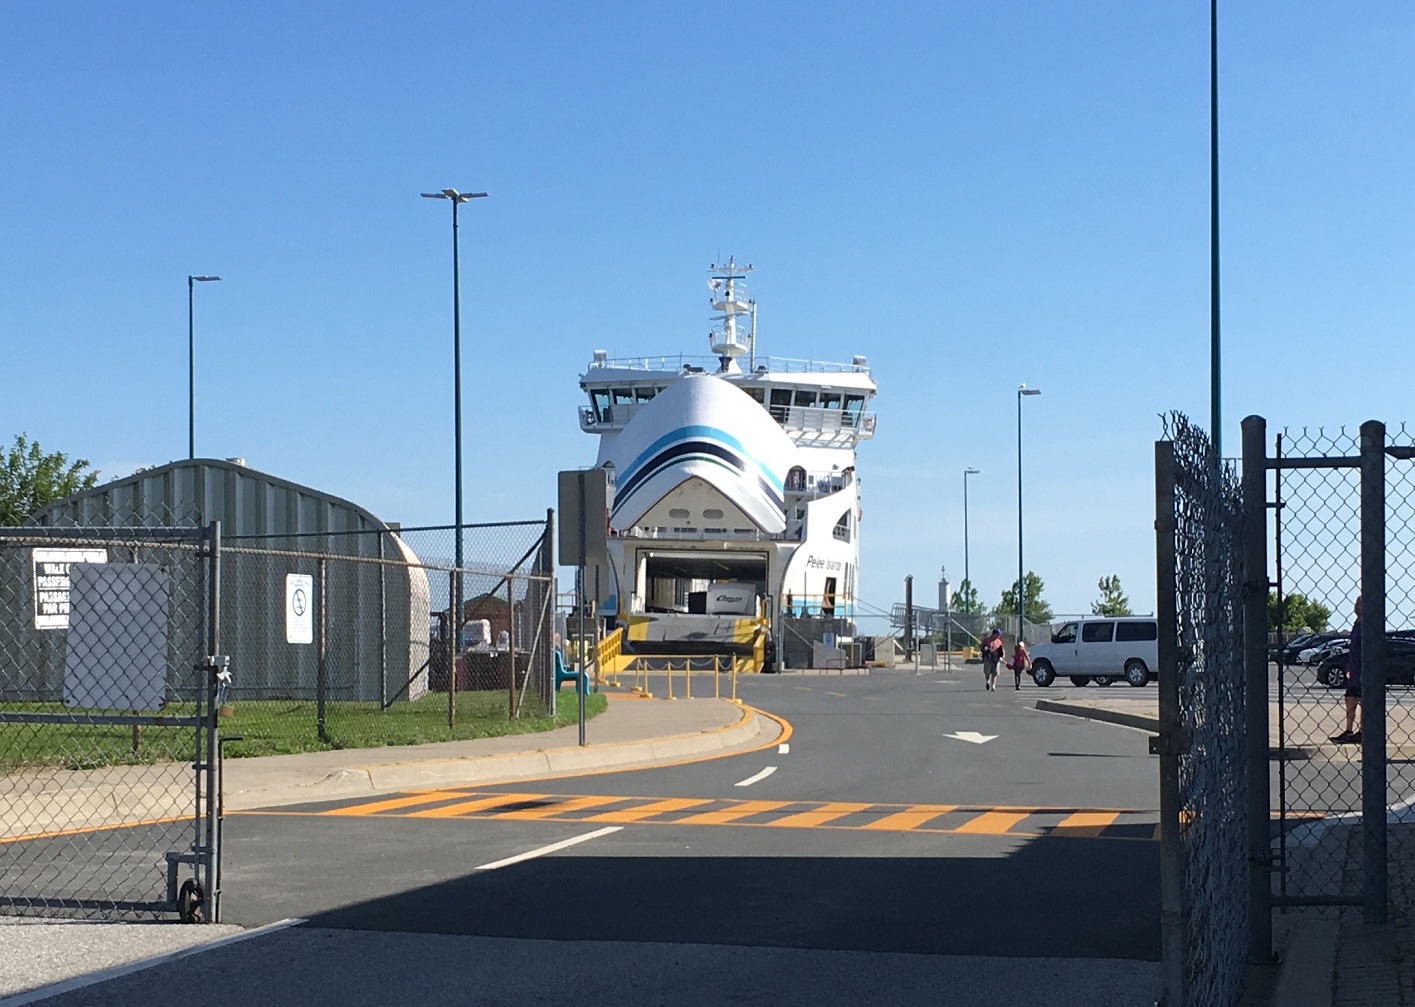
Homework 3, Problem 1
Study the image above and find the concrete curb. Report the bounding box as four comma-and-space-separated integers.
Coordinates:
224, 702, 767, 810
1033, 699, 1160, 734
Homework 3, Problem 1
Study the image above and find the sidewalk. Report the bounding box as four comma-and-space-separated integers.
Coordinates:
0, 695, 777, 840
1039, 691, 1415, 1007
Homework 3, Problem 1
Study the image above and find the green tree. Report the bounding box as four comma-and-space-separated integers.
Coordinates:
1091, 575, 1134, 617
993, 571, 1053, 625
950, 578, 984, 616
1267, 591, 1332, 633
0, 434, 98, 525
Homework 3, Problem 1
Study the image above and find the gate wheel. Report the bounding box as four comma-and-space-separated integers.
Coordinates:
177, 879, 205, 924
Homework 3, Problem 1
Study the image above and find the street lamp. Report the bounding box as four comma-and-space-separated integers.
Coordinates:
188, 275, 222, 460
1017, 385, 1041, 639
963, 467, 980, 597
421, 188, 488, 581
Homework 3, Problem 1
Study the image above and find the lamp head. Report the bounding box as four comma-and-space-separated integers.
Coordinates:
1018, 384, 1041, 396
964, 467, 980, 475
190, 275, 222, 283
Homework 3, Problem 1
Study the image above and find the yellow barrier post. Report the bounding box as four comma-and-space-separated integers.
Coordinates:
731, 656, 738, 703
714, 655, 720, 699
685, 659, 692, 700
666, 660, 674, 700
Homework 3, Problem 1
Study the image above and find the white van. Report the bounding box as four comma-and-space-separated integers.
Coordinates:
1029, 617, 1159, 687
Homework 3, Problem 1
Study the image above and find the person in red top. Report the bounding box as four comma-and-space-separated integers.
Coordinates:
1007, 641, 1031, 691
981, 628, 1005, 691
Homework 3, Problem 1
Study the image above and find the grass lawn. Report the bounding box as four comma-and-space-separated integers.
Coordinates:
0, 690, 608, 772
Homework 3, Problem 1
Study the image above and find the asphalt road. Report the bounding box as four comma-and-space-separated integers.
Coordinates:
22, 669, 1165, 1006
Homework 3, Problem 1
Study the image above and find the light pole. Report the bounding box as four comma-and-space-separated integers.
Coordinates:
421, 188, 488, 582
1017, 385, 1041, 639
187, 275, 222, 460
963, 467, 979, 599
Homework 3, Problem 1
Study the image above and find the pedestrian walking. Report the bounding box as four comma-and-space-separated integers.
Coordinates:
981, 628, 1004, 691
1008, 640, 1031, 691
1330, 596, 1363, 744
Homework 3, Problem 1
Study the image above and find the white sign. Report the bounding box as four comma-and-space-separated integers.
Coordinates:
32, 548, 109, 629
64, 563, 170, 711
286, 574, 314, 644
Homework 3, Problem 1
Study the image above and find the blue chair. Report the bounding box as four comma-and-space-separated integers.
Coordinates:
554, 650, 587, 693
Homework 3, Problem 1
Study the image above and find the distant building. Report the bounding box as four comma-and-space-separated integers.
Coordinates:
25, 458, 430, 706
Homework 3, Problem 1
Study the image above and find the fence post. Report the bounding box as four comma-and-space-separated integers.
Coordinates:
1359, 419, 1388, 925
317, 557, 329, 744
508, 575, 517, 720
1155, 438, 1186, 1007
1242, 415, 1273, 962
448, 570, 457, 730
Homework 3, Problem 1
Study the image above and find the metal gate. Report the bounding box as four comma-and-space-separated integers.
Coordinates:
1255, 417, 1415, 925
0, 523, 227, 922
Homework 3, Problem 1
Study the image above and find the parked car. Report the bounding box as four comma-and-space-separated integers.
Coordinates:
1300, 637, 1350, 667
1029, 617, 1159, 688
1276, 632, 1342, 667
1318, 638, 1415, 688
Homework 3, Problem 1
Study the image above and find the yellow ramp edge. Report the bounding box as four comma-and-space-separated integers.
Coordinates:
861, 805, 958, 832
407, 793, 549, 819
583, 797, 714, 823
771, 802, 873, 828
952, 810, 1033, 835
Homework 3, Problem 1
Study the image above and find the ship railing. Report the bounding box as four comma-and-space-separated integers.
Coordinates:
586, 353, 870, 376
768, 406, 876, 436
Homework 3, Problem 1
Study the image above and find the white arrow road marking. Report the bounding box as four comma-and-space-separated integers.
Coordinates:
778, 743, 790, 754
475, 826, 622, 871
735, 766, 778, 787
944, 731, 998, 744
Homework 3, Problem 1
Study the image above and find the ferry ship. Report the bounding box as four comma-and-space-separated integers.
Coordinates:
577, 259, 877, 670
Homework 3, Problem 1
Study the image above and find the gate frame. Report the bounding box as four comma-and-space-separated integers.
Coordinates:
0, 520, 227, 923
1243, 416, 1407, 943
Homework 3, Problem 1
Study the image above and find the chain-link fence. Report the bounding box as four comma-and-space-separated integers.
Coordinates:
218, 519, 559, 755
1265, 420, 1415, 923
1155, 413, 1248, 1007
0, 524, 222, 922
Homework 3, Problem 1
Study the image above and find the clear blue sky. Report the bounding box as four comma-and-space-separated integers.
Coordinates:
3, 2, 1412, 624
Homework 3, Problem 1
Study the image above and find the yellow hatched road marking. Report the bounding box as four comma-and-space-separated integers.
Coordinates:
674, 801, 790, 825
952, 810, 1032, 835
582, 797, 713, 823
1052, 811, 1121, 837
496, 795, 625, 820
406, 793, 548, 819
771, 802, 873, 828
322, 791, 477, 817
861, 805, 957, 831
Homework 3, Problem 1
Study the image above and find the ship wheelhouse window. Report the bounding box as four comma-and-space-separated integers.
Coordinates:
743, 387, 765, 404
612, 388, 634, 406
635, 387, 657, 403
843, 394, 866, 425
794, 390, 819, 408
590, 389, 610, 421
820, 392, 842, 410
769, 388, 793, 423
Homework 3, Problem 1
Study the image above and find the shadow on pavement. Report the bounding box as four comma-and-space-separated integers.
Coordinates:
300, 835, 1160, 961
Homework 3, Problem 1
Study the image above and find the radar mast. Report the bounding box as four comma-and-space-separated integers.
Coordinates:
707, 256, 755, 373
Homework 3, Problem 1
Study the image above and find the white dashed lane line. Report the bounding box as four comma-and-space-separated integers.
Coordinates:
735, 766, 778, 787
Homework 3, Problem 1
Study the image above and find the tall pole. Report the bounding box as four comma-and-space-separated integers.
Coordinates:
1017, 391, 1024, 637
451, 198, 464, 575
963, 467, 979, 599
188, 277, 194, 460
1210, 0, 1222, 459
187, 275, 221, 460
422, 188, 487, 635
1017, 387, 1041, 639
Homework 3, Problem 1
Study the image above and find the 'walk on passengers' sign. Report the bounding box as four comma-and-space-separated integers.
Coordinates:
32, 548, 109, 629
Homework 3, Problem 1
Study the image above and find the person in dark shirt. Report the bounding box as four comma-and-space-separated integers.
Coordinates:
1331, 597, 1362, 744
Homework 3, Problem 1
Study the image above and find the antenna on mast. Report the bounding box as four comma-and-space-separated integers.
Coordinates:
707, 256, 755, 374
